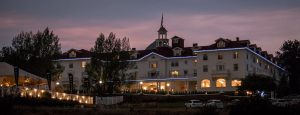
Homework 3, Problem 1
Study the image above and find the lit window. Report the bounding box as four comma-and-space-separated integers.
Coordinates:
81, 61, 86, 68
201, 79, 210, 88
233, 52, 239, 59
171, 70, 179, 77
231, 80, 242, 87
256, 58, 259, 63
150, 63, 157, 68
218, 54, 223, 60
216, 79, 226, 87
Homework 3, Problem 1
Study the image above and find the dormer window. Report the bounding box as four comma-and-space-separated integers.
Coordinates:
217, 41, 226, 48
69, 51, 76, 58
172, 47, 182, 56
173, 39, 178, 43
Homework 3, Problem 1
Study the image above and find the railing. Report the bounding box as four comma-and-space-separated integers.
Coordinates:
19, 88, 93, 104
95, 96, 123, 105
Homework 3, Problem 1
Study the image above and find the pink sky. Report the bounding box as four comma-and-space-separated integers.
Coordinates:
0, 1, 299, 55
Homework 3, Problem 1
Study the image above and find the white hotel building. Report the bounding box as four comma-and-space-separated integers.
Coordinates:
54, 18, 284, 93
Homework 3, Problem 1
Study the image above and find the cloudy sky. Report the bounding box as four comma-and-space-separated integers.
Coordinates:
0, 0, 299, 54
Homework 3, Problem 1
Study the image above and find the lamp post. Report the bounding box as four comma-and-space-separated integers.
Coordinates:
1, 84, 3, 97
166, 83, 170, 95
68, 73, 74, 94
46, 71, 51, 91
139, 81, 143, 93
14, 66, 19, 95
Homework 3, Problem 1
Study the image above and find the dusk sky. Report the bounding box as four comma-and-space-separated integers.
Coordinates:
1, 0, 300, 54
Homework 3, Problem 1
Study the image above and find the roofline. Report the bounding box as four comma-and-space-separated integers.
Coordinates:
126, 77, 197, 82
52, 47, 284, 71
128, 52, 197, 62
53, 57, 91, 61
194, 47, 284, 71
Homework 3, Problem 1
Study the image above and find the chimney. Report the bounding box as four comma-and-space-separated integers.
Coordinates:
132, 48, 136, 51
193, 43, 198, 47
236, 37, 240, 41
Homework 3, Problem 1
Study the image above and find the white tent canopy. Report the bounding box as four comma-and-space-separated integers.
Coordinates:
0, 62, 47, 86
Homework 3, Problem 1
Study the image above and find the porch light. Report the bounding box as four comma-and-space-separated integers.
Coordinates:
56, 82, 60, 85
143, 87, 147, 90
166, 83, 170, 87
160, 86, 165, 90
99, 80, 103, 84
139, 81, 143, 85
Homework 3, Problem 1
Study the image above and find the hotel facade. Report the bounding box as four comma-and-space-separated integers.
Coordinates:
54, 17, 284, 93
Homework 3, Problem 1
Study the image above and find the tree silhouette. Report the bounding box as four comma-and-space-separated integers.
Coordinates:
1, 27, 63, 79
86, 32, 131, 95
276, 40, 300, 94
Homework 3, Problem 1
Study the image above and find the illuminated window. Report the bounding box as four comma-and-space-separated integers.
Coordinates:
218, 54, 223, 60
256, 58, 259, 63
171, 70, 179, 77
216, 79, 226, 87
201, 79, 210, 88
150, 63, 157, 68
81, 61, 86, 68
231, 80, 242, 87
233, 52, 239, 59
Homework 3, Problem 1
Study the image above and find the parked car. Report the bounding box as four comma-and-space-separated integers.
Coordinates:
227, 99, 240, 106
185, 100, 204, 108
206, 99, 224, 109
270, 99, 290, 107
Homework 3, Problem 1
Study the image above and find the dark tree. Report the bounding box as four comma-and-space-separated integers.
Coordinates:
1, 27, 63, 79
238, 74, 277, 92
276, 40, 300, 94
86, 32, 131, 95
276, 75, 289, 97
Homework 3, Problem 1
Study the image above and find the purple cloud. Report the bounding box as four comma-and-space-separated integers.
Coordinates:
0, 7, 299, 55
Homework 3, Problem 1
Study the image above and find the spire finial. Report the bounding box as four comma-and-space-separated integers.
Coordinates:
161, 13, 164, 27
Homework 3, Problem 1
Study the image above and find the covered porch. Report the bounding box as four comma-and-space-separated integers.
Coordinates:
123, 78, 198, 93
